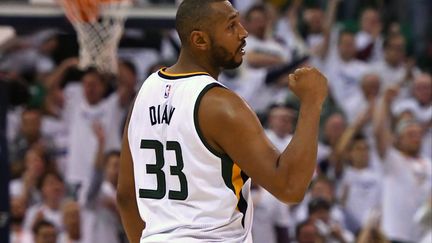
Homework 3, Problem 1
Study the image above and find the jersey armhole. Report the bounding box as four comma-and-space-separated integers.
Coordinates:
193, 83, 227, 159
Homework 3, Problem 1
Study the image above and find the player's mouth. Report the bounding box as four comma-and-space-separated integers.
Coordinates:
238, 41, 246, 55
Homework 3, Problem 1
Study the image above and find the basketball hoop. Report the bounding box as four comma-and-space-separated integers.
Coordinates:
59, 0, 131, 74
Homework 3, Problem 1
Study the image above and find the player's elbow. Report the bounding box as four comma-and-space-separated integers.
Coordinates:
280, 187, 307, 204
272, 180, 308, 204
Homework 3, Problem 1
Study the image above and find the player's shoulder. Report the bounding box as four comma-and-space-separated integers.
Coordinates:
199, 84, 254, 121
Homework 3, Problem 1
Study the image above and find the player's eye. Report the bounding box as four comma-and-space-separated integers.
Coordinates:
228, 22, 236, 30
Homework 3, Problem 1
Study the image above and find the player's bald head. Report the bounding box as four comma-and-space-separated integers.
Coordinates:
175, 0, 227, 45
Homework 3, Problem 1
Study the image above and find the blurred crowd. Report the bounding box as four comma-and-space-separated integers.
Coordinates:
0, 0, 431, 243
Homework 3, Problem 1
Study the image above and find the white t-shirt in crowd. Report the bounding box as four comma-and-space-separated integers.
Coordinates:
63, 83, 121, 202
265, 129, 292, 153
392, 98, 432, 124
10, 229, 34, 243
90, 181, 121, 243
370, 60, 421, 98
391, 98, 432, 159
251, 187, 290, 243
23, 204, 63, 232
381, 147, 432, 242
9, 179, 42, 206
231, 35, 291, 114
41, 115, 69, 176
323, 57, 370, 109
340, 167, 382, 228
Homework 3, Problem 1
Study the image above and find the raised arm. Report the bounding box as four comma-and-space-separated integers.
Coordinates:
117, 110, 145, 243
43, 57, 78, 90
85, 122, 106, 207
200, 67, 328, 203
315, 0, 340, 59
334, 103, 373, 160
245, 51, 286, 69
373, 86, 398, 159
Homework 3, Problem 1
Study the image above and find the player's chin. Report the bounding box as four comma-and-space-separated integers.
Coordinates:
227, 60, 242, 69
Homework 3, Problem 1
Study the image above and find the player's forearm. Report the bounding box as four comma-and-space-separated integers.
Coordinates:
278, 103, 321, 203
117, 193, 145, 243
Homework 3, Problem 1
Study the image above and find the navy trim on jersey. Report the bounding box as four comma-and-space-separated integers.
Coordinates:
238, 171, 249, 227
193, 82, 249, 227
193, 82, 226, 158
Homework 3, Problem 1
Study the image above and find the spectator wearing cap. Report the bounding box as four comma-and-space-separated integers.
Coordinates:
374, 85, 432, 242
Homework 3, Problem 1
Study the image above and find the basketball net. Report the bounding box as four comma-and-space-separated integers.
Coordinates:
59, 0, 131, 74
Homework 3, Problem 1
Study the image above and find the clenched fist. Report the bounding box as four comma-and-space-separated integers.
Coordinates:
288, 67, 328, 106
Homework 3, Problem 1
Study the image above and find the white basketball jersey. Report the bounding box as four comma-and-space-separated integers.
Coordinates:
128, 68, 253, 242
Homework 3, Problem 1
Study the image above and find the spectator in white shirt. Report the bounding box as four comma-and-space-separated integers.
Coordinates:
392, 73, 432, 159
372, 34, 420, 92
340, 73, 380, 125
337, 133, 382, 232
392, 73, 432, 124
324, 31, 370, 110
10, 196, 33, 243
62, 68, 120, 202
318, 113, 347, 178
264, 104, 295, 152
9, 148, 53, 206
9, 108, 55, 172
233, 4, 293, 113
23, 171, 66, 232
291, 176, 347, 231
251, 185, 290, 243
355, 8, 383, 62
374, 85, 432, 242
85, 123, 122, 243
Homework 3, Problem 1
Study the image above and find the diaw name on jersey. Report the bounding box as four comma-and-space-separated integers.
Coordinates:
149, 104, 176, 126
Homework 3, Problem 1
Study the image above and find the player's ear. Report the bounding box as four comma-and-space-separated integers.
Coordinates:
190, 31, 210, 51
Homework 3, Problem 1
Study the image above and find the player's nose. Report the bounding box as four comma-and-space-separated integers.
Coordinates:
239, 22, 248, 39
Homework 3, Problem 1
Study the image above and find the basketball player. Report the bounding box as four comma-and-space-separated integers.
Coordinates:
117, 0, 328, 242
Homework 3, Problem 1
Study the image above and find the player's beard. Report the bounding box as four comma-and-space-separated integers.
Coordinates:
210, 40, 242, 70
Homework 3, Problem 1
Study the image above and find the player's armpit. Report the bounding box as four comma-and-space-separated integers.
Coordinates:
198, 87, 315, 204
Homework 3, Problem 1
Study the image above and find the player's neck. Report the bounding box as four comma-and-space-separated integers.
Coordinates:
167, 50, 220, 79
